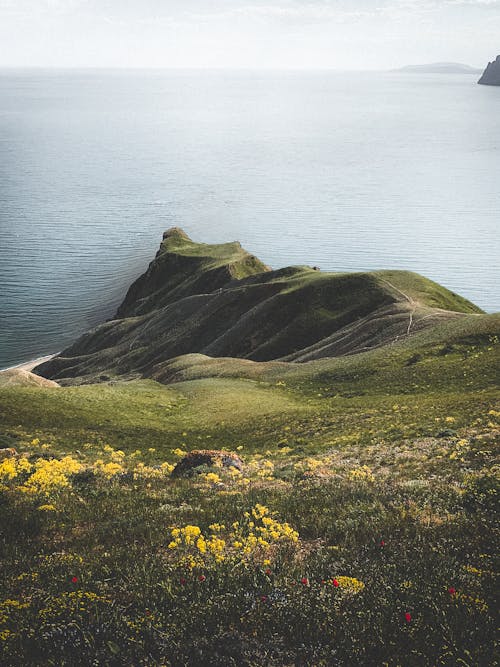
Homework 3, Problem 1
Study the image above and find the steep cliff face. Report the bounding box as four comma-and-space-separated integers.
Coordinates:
33, 229, 483, 384
478, 56, 500, 86
116, 227, 269, 317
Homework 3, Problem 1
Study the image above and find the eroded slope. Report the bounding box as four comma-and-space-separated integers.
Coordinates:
34, 228, 483, 384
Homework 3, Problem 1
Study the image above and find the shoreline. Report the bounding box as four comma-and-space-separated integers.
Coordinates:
0, 354, 58, 373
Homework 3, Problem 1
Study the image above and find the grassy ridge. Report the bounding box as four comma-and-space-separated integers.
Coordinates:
34, 230, 483, 383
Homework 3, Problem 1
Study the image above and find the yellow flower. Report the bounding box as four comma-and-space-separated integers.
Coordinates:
203, 472, 221, 485
335, 576, 365, 594
171, 448, 187, 457
19, 456, 82, 495
0, 458, 18, 481
348, 466, 375, 483
168, 505, 300, 566
133, 462, 171, 480
209, 523, 225, 532
252, 504, 269, 519
95, 461, 124, 479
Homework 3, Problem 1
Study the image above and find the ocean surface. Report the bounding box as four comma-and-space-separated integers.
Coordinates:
0, 69, 499, 369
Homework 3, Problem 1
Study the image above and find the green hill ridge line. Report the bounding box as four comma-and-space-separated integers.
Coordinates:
34, 228, 483, 385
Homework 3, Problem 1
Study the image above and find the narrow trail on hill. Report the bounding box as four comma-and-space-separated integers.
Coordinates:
378, 278, 416, 336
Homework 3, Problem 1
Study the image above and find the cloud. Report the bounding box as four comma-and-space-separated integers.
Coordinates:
446, 0, 500, 4
0, 0, 497, 68
2, 0, 497, 27
180, 2, 390, 27
0, 0, 90, 19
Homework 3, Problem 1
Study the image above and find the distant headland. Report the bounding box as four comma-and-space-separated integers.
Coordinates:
395, 62, 481, 74
478, 55, 500, 86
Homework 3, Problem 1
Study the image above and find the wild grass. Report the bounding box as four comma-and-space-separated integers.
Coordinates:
0, 330, 498, 665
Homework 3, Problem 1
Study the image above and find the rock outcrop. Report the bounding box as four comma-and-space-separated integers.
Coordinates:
478, 56, 500, 86
171, 450, 244, 478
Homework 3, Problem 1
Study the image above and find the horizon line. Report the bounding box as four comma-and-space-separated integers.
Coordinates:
0, 64, 485, 73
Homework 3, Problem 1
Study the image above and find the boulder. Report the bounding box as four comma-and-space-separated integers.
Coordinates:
0, 448, 18, 460
171, 449, 244, 478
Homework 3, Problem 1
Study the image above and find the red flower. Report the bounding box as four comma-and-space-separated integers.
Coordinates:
404, 612, 412, 623
448, 587, 456, 596
198, 574, 206, 582
265, 569, 272, 576
71, 576, 78, 584
301, 577, 309, 586
180, 577, 187, 585
332, 578, 339, 587
260, 595, 268, 603
321, 579, 326, 585
380, 540, 386, 547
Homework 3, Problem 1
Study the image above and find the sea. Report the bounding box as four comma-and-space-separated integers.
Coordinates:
0, 69, 499, 369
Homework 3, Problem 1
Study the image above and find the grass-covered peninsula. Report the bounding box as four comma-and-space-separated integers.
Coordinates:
0, 231, 498, 666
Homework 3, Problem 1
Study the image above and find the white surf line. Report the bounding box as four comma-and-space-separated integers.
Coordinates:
0, 354, 58, 373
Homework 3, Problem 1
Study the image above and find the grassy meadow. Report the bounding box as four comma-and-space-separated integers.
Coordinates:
0, 320, 498, 665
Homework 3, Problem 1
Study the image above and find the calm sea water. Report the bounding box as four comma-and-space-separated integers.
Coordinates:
0, 69, 499, 369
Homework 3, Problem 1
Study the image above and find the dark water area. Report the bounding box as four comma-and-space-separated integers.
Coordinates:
1, 68, 499, 368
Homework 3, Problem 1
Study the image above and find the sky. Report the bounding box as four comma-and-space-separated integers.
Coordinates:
0, 0, 498, 70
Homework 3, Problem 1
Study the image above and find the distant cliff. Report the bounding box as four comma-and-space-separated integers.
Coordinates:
478, 56, 500, 86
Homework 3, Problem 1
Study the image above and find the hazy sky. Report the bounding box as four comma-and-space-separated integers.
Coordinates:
0, 0, 498, 69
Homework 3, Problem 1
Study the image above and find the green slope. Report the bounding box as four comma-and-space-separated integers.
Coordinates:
3, 313, 498, 456
116, 227, 269, 317
33, 230, 483, 384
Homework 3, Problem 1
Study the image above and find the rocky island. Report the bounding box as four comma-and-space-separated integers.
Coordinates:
478, 55, 500, 85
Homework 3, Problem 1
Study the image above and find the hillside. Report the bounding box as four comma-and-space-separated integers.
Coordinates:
0, 229, 498, 665
0, 302, 498, 665
34, 228, 482, 385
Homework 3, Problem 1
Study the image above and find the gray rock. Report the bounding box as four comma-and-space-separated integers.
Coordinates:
478, 56, 500, 86
171, 449, 244, 478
